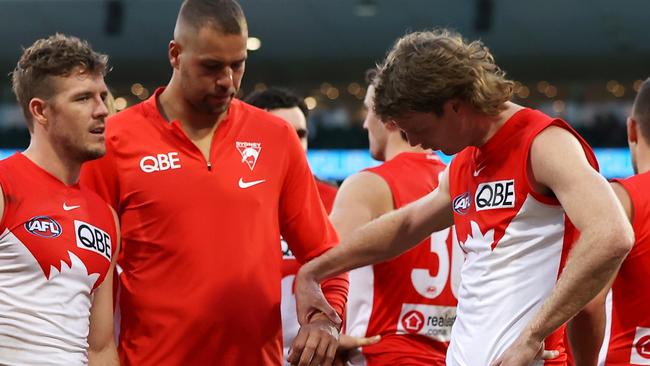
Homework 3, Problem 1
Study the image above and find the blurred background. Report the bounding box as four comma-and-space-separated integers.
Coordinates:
1, 0, 647, 179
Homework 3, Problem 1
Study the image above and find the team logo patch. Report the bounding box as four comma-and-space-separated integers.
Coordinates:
25, 216, 62, 238
475, 179, 515, 211
74, 220, 112, 262
452, 192, 471, 215
397, 304, 456, 342
401, 310, 425, 334
236, 141, 262, 171
631, 327, 650, 364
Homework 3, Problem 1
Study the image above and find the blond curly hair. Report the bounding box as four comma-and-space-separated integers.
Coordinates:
374, 29, 514, 120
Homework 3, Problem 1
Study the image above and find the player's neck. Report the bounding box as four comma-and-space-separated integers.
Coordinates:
635, 140, 650, 174
158, 82, 224, 140
474, 101, 524, 147
384, 134, 431, 161
22, 140, 80, 186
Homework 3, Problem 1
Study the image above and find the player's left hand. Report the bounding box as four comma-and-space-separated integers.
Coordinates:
288, 312, 340, 366
295, 265, 342, 327
490, 338, 559, 366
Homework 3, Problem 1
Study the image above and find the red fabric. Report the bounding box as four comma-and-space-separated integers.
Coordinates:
80, 88, 347, 366
356, 153, 453, 364
606, 172, 650, 364
315, 179, 337, 214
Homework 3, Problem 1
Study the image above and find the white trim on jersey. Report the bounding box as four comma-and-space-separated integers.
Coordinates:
345, 265, 375, 366
597, 290, 613, 366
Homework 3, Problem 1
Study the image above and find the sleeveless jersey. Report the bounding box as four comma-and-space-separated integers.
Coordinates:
605, 172, 650, 365
346, 152, 460, 366
447, 108, 597, 365
0, 153, 117, 365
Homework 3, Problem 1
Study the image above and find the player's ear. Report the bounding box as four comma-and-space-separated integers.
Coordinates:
29, 97, 49, 128
384, 120, 400, 132
627, 117, 638, 145
169, 40, 181, 69
444, 98, 462, 115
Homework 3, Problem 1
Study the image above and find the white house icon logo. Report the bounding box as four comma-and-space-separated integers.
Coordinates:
631, 327, 650, 364
401, 310, 425, 334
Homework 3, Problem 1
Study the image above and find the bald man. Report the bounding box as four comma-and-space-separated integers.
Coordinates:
80, 1, 347, 365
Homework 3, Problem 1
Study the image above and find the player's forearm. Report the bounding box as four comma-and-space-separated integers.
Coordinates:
88, 341, 119, 366
304, 206, 424, 282
521, 225, 632, 344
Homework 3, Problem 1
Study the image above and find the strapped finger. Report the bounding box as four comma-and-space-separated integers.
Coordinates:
541, 349, 559, 360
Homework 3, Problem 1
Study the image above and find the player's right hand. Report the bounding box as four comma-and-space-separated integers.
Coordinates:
288, 312, 340, 366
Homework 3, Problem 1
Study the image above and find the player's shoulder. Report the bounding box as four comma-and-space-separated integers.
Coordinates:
102, 99, 163, 151
379, 152, 446, 176
342, 170, 389, 194
0, 153, 26, 178
0, 154, 15, 169
614, 171, 650, 203
106, 101, 148, 132
620, 170, 650, 185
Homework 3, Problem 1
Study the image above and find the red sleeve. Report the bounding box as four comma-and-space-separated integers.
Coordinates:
315, 180, 338, 214
79, 140, 120, 211
278, 127, 348, 318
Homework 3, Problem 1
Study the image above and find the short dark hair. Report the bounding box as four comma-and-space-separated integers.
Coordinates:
178, 0, 247, 35
10, 33, 108, 130
244, 87, 308, 118
632, 78, 650, 140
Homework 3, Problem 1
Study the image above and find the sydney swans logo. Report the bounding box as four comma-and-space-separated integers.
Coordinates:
236, 141, 262, 171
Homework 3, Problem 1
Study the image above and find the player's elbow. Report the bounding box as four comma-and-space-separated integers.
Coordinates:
603, 221, 635, 260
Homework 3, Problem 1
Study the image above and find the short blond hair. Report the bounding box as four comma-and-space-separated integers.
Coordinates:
374, 29, 514, 120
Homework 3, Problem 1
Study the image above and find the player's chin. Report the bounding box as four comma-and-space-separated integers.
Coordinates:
203, 101, 230, 116
83, 144, 106, 161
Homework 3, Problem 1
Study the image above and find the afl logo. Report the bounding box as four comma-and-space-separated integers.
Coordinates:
25, 216, 62, 238
452, 192, 471, 215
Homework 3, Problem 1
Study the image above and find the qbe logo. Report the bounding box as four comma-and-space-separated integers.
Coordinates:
139, 152, 181, 173
452, 192, 471, 215
475, 179, 515, 211
631, 327, 650, 364
401, 310, 425, 334
74, 220, 112, 262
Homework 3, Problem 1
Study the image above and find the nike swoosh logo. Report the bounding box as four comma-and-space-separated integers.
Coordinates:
238, 178, 266, 189
473, 166, 486, 177
63, 203, 80, 211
